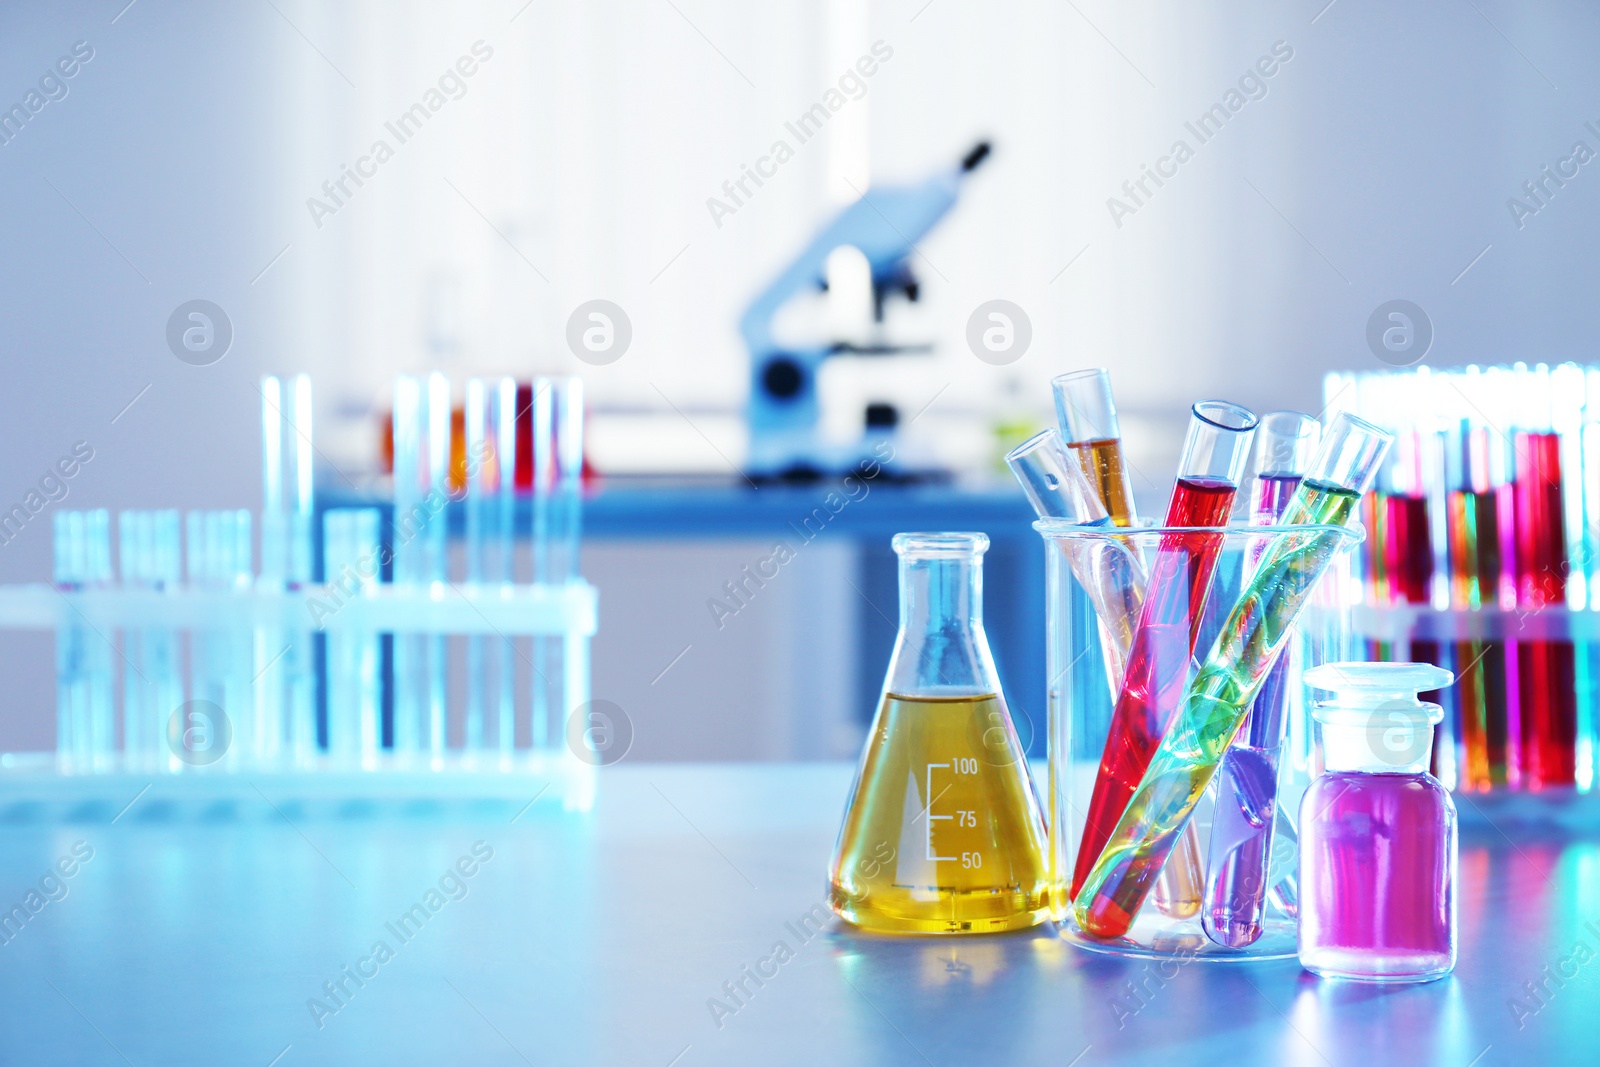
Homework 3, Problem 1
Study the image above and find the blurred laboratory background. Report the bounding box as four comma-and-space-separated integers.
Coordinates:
2, 0, 1597, 758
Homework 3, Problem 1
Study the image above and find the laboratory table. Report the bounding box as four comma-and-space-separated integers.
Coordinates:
0, 763, 1591, 1066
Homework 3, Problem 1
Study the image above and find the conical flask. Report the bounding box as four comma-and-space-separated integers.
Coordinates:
828, 532, 1050, 933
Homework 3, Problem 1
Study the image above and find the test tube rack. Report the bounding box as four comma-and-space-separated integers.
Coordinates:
0, 372, 600, 813
0, 531, 599, 810
1321, 362, 1600, 815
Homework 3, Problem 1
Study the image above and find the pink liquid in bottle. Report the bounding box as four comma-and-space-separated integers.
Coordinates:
1298, 773, 1455, 979
1299, 662, 1457, 982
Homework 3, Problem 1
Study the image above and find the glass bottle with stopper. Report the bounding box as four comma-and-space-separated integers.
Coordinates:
1298, 661, 1457, 982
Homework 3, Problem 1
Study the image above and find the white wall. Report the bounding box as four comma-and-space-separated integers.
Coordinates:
3, 0, 1600, 751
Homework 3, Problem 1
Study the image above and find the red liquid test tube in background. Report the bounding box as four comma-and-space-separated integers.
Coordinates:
1069, 400, 1258, 902
1381, 426, 1450, 768
1515, 429, 1576, 787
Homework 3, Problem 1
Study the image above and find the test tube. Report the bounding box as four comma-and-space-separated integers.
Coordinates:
493, 378, 518, 753
260, 374, 316, 765
1202, 411, 1318, 948
424, 374, 451, 757
530, 378, 556, 750
1008, 429, 1144, 691
186, 510, 254, 770
1554, 363, 1587, 611
323, 508, 382, 767
1052, 369, 1138, 526
1581, 369, 1600, 791
555, 378, 585, 585
1509, 364, 1574, 789
1249, 412, 1320, 526
391, 374, 451, 764
530, 377, 586, 751
465, 378, 519, 757
119, 510, 182, 772
1006, 428, 1109, 523
53, 510, 114, 772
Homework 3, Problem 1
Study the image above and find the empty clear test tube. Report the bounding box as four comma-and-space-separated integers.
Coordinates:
550, 378, 587, 750
186, 510, 255, 769
119, 510, 182, 772
465, 377, 518, 757
391, 374, 451, 763
323, 508, 382, 766
53, 510, 114, 772
530, 378, 556, 749
260, 374, 317, 765
1007, 428, 1145, 687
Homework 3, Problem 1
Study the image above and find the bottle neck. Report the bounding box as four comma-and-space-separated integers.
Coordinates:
1317, 707, 1437, 775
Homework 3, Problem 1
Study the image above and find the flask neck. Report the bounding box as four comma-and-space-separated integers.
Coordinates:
899, 553, 981, 636
886, 533, 994, 696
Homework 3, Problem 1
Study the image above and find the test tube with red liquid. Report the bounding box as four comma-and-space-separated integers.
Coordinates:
1511, 364, 1576, 788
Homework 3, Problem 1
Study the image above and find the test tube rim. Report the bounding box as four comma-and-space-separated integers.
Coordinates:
892, 531, 990, 558
1051, 368, 1120, 444
1191, 399, 1259, 434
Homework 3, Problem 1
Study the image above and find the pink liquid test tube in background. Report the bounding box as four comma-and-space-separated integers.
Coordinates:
1070, 401, 1258, 907
1202, 411, 1320, 948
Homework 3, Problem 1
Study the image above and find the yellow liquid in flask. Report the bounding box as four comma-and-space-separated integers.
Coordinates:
829, 693, 1050, 934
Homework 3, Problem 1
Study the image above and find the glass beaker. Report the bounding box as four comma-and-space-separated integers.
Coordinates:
1040, 521, 1364, 958
829, 532, 1049, 934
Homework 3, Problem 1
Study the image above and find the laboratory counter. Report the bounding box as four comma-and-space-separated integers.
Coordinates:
0, 763, 1590, 1066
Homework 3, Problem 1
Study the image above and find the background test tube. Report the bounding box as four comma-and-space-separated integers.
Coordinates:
1581, 369, 1600, 790
465, 377, 519, 757
260, 374, 317, 765
1512, 363, 1575, 789
186, 510, 254, 770
53, 510, 114, 772
119, 510, 181, 772
423, 373, 451, 758
323, 507, 382, 766
531, 378, 555, 749
391, 374, 450, 763
555, 378, 586, 751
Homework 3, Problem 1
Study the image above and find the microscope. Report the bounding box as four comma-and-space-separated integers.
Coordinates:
741, 142, 991, 481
